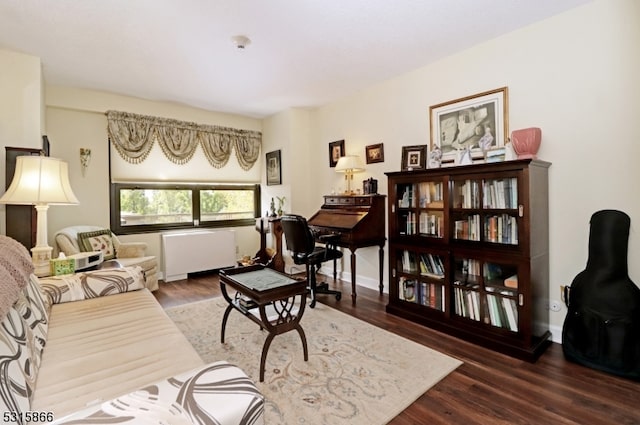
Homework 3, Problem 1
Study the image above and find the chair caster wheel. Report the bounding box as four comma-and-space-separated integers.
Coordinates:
335, 293, 342, 301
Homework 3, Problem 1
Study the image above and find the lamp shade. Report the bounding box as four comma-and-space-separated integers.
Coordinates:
335, 155, 365, 173
0, 156, 79, 205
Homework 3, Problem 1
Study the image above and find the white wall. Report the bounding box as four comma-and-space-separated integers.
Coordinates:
261, 108, 316, 273
0, 48, 44, 234
44, 86, 264, 274
292, 0, 640, 340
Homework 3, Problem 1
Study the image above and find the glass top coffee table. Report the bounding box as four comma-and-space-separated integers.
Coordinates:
219, 265, 309, 382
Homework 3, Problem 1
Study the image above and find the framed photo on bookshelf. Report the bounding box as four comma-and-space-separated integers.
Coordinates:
429, 87, 508, 165
365, 143, 384, 164
401, 145, 428, 171
266, 149, 281, 186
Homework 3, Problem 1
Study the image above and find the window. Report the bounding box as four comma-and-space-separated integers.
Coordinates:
110, 183, 260, 234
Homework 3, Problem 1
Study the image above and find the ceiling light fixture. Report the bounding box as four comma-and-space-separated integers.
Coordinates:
231, 35, 251, 49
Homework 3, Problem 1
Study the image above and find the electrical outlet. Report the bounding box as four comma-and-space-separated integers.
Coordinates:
549, 300, 562, 312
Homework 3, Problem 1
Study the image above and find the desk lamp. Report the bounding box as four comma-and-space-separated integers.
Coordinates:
0, 156, 79, 276
335, 155, 365, 195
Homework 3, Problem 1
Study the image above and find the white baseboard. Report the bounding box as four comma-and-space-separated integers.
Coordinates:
548, 324, 563, 344
317, 268, 387, 294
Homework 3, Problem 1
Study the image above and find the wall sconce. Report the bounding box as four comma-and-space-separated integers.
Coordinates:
335, 155, 365, 195
80, 148, 91, 176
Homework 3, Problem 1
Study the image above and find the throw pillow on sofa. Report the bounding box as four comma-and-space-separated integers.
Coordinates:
77, 229, 116, 260
0, 235, 41, 414
38, 266, 146, 304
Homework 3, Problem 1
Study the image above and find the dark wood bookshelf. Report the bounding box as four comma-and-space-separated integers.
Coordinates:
385, 159, 552, 361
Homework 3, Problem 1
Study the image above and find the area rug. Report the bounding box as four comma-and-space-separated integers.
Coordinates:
165, 298, 462, 424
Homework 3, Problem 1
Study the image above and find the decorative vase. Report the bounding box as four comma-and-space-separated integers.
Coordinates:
511, 127, 542, 159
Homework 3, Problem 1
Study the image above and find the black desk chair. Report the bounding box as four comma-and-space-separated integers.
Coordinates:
281, 214, 342, 308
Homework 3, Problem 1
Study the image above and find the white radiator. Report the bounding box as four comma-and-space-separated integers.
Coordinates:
162, 230, 236, 282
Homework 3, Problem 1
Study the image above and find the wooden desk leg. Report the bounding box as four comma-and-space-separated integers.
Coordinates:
271, 220, 285, 272
378, 245, 384, 295
350, 251, 357, 305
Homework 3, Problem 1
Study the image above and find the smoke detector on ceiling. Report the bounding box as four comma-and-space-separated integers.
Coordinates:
231, 35, 251, 49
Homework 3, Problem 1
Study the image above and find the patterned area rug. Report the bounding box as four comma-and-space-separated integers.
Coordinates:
165, 298, 462, 425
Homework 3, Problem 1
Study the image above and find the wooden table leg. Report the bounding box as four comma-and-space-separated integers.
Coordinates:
220, 304, 233, 344
378, 244, 384, 295
259, 332, 276, 382
295, 324, 309, 361
219, 283, 234, 343
350, 251, 357, 305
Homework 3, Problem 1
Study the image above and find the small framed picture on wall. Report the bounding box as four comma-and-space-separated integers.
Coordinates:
365, 143, 384, 164
329, 139, 345, 167
266, 150, 282, 185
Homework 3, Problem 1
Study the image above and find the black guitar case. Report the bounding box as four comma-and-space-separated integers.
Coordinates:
562, 210, 640, 380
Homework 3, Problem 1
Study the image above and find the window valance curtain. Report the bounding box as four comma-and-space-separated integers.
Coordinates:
106, 110, 261, 170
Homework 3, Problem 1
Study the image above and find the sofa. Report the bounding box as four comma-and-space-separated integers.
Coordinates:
54, 225, 159, 291
0, 235, 264, 424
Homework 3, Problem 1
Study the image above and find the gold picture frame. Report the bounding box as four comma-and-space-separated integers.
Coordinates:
430, 87, 508, 166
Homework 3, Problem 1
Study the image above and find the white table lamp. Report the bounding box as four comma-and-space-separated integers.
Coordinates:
0, 156, 79, 276
335, 155, 365, 194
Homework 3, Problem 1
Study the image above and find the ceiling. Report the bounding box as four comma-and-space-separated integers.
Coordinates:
0, 0, 591, 118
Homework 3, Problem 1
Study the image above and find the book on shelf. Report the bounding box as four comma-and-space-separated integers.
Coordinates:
483, 178, 518, 209
454, 214, 480, 241
484, 291, 519, 331
483, 262, 503, 281
456, 179, 480, 209
419, 212, 443, 237
471, 291, 481, 321
413, 281, 444, 311
237, 295, 257, 309
455, 285, 481, 321
458, 258, 480, 278
418, 181, 444, 208
419, 253, 444, 279
502, 297, 518, 331
399, 185, 415, 208
486, 294, 501, 327
419, 281, 428, 305
399, 277, 417, 302
429, 283, 437, 309
454, 286, 465, 317
504, 274, 518, 288
402, 250, 418, 273
483, 214, 518, 244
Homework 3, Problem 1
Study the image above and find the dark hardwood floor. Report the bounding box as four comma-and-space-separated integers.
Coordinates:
154, 273, 640, 425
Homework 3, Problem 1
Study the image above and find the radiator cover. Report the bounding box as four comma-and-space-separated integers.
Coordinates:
162, 230, 236, 282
